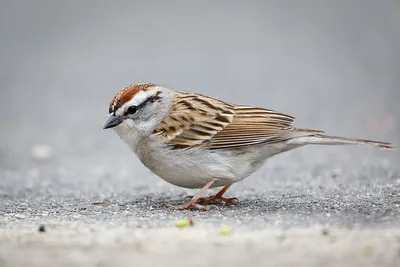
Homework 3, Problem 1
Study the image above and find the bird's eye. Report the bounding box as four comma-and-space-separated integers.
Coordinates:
127, 106, 137, 115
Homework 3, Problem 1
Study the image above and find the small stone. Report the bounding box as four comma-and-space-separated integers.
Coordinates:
38, 225, 46, 232
31, 145, 54, 161
91, 200, 111, 205
330, 168, 342, 178
322, 228, 329, 236
15, 214, 25, 219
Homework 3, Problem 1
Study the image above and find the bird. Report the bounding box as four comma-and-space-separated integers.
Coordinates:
103, 83, 394, 210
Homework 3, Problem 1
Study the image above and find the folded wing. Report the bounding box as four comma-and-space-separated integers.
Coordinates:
154, 92, 322, 150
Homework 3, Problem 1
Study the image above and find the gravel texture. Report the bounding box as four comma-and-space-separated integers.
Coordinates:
1, 150, 399, 267
1, 223, 400, 267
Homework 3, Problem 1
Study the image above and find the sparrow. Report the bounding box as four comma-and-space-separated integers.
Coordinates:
103, 83, 394, 210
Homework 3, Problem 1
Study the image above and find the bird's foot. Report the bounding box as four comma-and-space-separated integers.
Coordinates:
198, 195, 239, 204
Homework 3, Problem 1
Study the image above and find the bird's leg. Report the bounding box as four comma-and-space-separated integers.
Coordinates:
168, 179, 217, 210
198, 184, 238, 204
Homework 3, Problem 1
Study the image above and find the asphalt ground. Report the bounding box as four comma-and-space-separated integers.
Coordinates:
0, 146, 399, 267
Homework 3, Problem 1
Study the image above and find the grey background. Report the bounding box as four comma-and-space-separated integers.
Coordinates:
0, 0, 399, 228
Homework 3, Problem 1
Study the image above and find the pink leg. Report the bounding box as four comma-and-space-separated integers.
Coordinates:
169, 179, 217, 210
198, 184, 238, 204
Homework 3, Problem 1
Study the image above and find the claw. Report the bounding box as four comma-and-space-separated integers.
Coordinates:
198, 196, 239, 204
198, 184, 238, 204
166, 181, 236, 211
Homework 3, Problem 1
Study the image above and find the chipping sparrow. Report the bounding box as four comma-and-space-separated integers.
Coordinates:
104, 83, 394, 210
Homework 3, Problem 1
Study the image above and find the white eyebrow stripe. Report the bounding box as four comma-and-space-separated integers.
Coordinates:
115, 87, 158, 116
130, 88, 158, 106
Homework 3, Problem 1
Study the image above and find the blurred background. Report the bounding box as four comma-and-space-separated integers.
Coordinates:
0, 0, 399, 197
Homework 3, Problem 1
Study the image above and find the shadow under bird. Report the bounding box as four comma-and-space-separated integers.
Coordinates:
103, 83, 394, 210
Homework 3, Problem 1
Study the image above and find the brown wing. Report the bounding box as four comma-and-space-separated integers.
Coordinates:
154, 92, 321, 150
208, 105, 296, 149
153, 92, 235, 148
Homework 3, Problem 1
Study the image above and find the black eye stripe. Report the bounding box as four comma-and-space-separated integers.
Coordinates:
142, 94, 160, 105
138, 93, 162, 108
125, 92, 162, 115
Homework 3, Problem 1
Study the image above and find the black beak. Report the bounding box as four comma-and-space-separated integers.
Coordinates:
103, 115, 123, 129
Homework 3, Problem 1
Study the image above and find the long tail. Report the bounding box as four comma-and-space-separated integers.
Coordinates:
287, 132, 394, 150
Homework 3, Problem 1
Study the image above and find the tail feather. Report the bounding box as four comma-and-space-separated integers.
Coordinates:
287, 133, 394, 150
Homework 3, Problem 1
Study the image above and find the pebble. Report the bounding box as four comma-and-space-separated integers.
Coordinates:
14, 214, 25, 219
321, 229, 330, 236
38, 225, 46, 232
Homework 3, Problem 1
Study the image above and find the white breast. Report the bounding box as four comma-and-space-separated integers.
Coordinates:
134, 135, 298, 189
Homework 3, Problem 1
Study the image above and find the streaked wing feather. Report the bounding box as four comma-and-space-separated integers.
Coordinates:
207, 105, 297, 149
154, 92, 234, 147
154, 93, 321, 150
